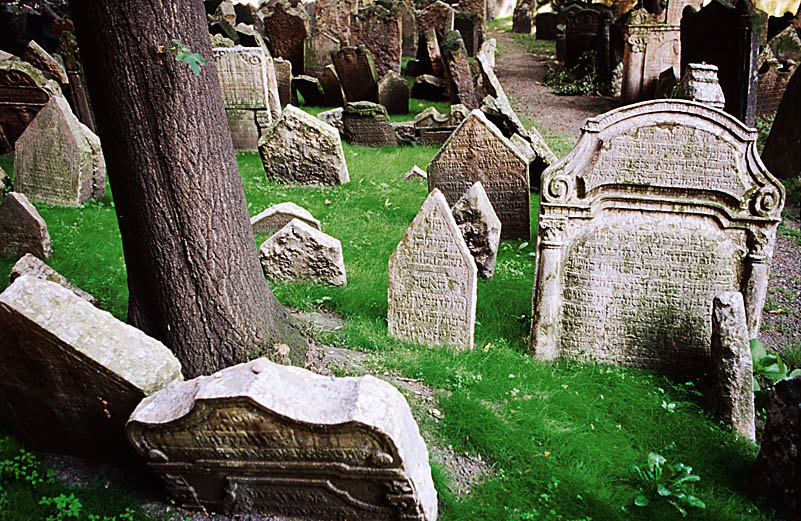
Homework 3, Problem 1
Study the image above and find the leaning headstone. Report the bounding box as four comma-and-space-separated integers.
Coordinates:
0, 192, 51, 259
342, 101, 398, 147
536, 12, 558, 40
332, 45, 379, 103
419, 28, 446, 78
710, 292, 755, 440
399, 0, 418, 57
259, 219, 346, 286
761, 65, 801, 180
126, 357, 438, 520
251, 201, 321, 235
452, 182, 501, 279
672, 63, 725, 109
260, 0, 311, 74
352, 2, 403, 77
303, 31, 339, 80
404, 165, 427, 180
417, 0, 455, 39
258, 105, 349, 185
428, 110, 529, 239
320, 64, 346, 107
477, 38, 496, 69
378, 70, 410, 115
388, 189, 477, 350
10, 253, 97, 305
0, 60, 56, 154
530, 100, 785, 373
273, 57, 293, 106
14, 96, 105, 207
440, 30, 479, 109
293, 75, 325, 106
24, 40, 68, 83
0, 276, 182, 457
756, 373, 801, 521
60, 31, 98, 134
413, 104, 470, 145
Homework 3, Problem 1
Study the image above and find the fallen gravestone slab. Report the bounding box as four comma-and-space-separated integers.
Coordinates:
10, 253, 97, 305
404, 165, 427, 180
452, 181, 501, 279
251, 201, 321, 235
126, 357, 437, 520
388, 189, 476, 350
259, 219, 346, 286
0, 192, 51, 259
0, 276, 182, 457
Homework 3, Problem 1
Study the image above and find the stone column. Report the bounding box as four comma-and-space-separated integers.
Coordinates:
530, 217, 567, 360
741, 229, 772, 339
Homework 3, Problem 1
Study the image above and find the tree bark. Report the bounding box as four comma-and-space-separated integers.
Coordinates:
69, 0, 308, 378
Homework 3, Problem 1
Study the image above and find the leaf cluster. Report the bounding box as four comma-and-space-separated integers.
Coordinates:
751, 338, 801, 392
629, 452, 705, 517
167, 39, 205, 76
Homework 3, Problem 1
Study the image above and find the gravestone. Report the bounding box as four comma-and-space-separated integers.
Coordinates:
0, 60, 55, 153
427, 110, 529, 239
681, 0, 762, 126
273, 57, 293, 107
10, 253, 97, 305
756, 57, 795, 117
455, 12, 480, 56
0, 276, 182, 457
60, 31, 97, 134
215, 0, 237, 25
411, 74, 447, 101
293, 75, 325, 106
251, 201, 321, 235
352, 2, 402, 77
303, 31, 339, 79
672, 63, 725, 109
259, 219, 346, 286
761, 65, 801, 180
530, 100, 785, 375
512, 1, 532, 34
315, 0, 358, 43
321, 64, 346, 106
126, 357, 438, 520
388, 189, 477, 350
14, 96, 105, 207
565, 7, 613, 87
261, 0, 311, 74
536, 13, 558, 40
234, 23, 265, 48
458, 0, 487, 52
417, 0, 455, 39
555, 3, 583, 63
259, 105, 349, 185
342, 101, 398, 147
378, 70, 409, 115
399, 0, 418, 57
440, 30, 479, 109
0, 192, 51, 259
403, 165, 427, 180
24, 39, 67, 83
317, 107, 344, 134
414, 104, 470, 144
477, 38, 496, 69
452, 182, 501, 279
332, 46, 379, 103
419, 28, 446, 78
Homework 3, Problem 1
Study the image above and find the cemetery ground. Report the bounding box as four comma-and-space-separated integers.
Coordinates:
1, 38, 800, 521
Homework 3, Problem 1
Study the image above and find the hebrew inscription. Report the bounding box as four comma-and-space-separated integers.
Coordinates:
213, 47, 271, 109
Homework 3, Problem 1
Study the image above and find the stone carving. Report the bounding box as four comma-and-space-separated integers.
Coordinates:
260, 219, 346, 286
530, 100, 785, 375
258, 105, 349, 186
10, 253, 97, 305
672, 63, 725, 109
342, 101, 398, 147
260, 0, 311, 74
351, 2, 402, 77
427, 109, 529, 239
251, 202, 321, 235
378, 70, 409, 115
303, 31, 339, 80
332, 46, 379, 103
403, 165, 427, 181
0, 276, 182, 456
761, 65, 801, 180
452, 182, 501, 279
388, 189, 476, 350
413, 104, 469, 145
0, 192, 51, 259
126, 357, 438, 520
0, 60, 57, 153
13, 96, 105, 207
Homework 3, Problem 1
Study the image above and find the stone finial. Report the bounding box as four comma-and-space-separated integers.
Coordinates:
452, 182, 501, 279
259, 219, 347, 286
673, 63, 726, 109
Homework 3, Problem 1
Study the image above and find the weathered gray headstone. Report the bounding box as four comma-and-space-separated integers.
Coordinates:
388, 188, 476, 350
428, 109, 530, 239
332, 45, 379, 103
530, 100, 785, 374
0, 276, 182, 456
259, 219, 346, 286
378, 70, 409, 115
351, 2, 403, 77
126, 357, 437, 520
251, 201, 321, 235
673, 63, 725, 109
0, 192, 51, 259
258, 104, 349, 185
452, 182, 500, 279
342, 101, 398, 147
303, 31, 339, 79
13, 96, 105, 207
10, 253, 97, 305
273, 57, 293, 106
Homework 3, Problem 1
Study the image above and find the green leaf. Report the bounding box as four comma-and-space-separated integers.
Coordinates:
686, 495, 706, 509
634, 495, 649, 507
657, 484, 672, 497
750, 338, 767, 360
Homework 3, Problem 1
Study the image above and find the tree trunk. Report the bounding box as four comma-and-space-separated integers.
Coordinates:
69, 0, 308, 378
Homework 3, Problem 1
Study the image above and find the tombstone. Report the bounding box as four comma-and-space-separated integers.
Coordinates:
10, 253, 97, 305
512, 2, 532, 34
681, 0, 763, 126
317, 107, 344, 134
756, 58, 795, 117
0, 192, 51, 259
378, 70, 409, 115
293, 75, 326, 105
0, 60, 55, 153
259, 219, 346, 286
565, 8, 613, 86
388, 189, 477, 350
332, 46, 379, 103
321, 65, 346, 106
342, 101, 398, 147
530, 100, 785, 374
351, 2, 403, 77
672, 63, 725, 109
399, 0, 418, 57
273, 57, 294, 106
761, 65, 801, 180
404, 165, 427, 180
458, 0, 487, 52
455, 12, 480, 56
392, 121, 415, 144
428, 110, 530, 239
252, 201, 321, 236
211, 33, 236, 48
416, 0, 455, 40
536, 12, 558, 40
440, 30, 479, 109
414, 104, 470, 145
315, 0, 358, 43
756, 374, 801, 521
234, 23, 264, 48
127, 357, 438, 520
477, 38, 496, 69
555, 3, 584, 63
452, 182, 501, 279
258, 105, 349, 185
24, 39, 67, 83
303, 31, 339, 80
261, 0, 311, 74
0, 276, 182, 457
411, 74, 447, 101
419, 28, 446, 78
215, 0, 237, 25
14, 96, 105, 207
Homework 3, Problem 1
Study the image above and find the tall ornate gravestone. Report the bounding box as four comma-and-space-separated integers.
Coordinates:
213, 47, 278, 151
352, 2, 403, 77
0, 60, 55, 153
681, 0, 763, 126
529, 100, 785, 375
565, 7, 613, 87
388, 189, 477, 350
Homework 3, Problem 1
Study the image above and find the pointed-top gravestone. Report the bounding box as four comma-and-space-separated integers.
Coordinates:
126, 357, 438, 520
258, 105, 349, 185
428, 109, 530, 239
452, 182, 501, 279
403, 165, 427, 180
388, 189, 477, 350
0, 192, 51, 259
14, 96, 105, 207
251, 201, 321, 235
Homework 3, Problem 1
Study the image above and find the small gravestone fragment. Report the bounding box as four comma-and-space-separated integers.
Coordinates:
14, 96, 105, 207
10, 253, 97, 305
411, 74, 447, 101
321, 64, 345, 106
378, 70, 409, 115
452, 182, 500, 279
126, 357, 438, 520
24, 40, 68, 83
258, 105, 349, 185
251, 202, 321, 235
673, 63, 725, 109
317, 107, 344, 134
273, 57, 293, 106
260, 219, 346, 286
0, 192, 51, 259
342, 101, 398, 147
393, 121, 416, 143
332, 45, 379, 103
293, 75, 325, 106
404, 165, 427, 180
0, 276, 182, 457
710, 292, 755, 441
211, 33, 235, 47
388, 189, 476, 350
414, 104, 469, 145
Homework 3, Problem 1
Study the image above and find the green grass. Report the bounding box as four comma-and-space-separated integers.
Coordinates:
297, 96, 452, 123
0, 104, 781, 520
487, 15, 513, 32
512, 33, 556, 57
